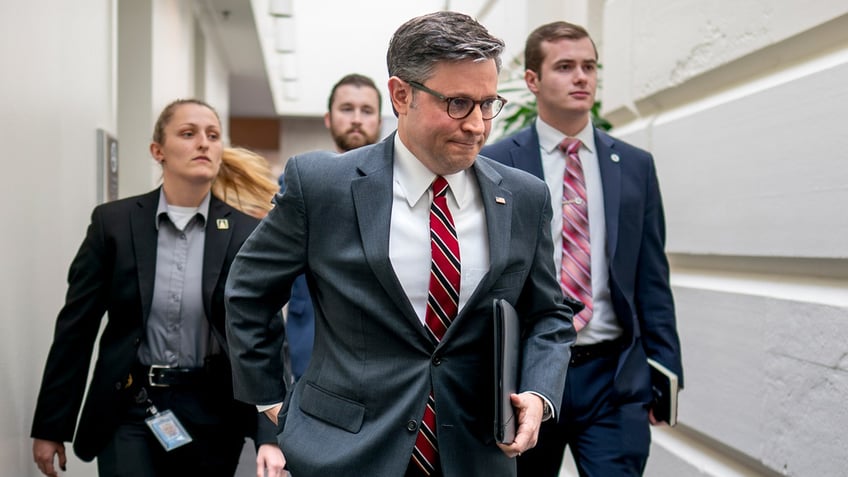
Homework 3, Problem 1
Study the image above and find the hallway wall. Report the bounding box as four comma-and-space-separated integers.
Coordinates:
0, 1, 116, 475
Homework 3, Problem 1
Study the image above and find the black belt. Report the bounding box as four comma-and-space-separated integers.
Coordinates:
131, 363, 207, 388
570, 339, 624, 367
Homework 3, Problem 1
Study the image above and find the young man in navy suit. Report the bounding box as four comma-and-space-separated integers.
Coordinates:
482, 21, 684, 477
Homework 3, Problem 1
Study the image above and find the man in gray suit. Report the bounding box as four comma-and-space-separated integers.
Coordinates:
225, 11, 575, 477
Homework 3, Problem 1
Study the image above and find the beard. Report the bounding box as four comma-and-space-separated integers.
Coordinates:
332, 127, 379, 152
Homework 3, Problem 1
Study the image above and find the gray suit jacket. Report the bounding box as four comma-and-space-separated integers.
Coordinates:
226, 133, 575, 477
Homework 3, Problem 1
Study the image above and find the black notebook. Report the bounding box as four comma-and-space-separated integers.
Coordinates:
647, 358, 679, 426
493, 299, 520, 443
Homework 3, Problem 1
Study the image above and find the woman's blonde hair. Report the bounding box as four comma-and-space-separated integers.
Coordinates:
212, 147, 279, 219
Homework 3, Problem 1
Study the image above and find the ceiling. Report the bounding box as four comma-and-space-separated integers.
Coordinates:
201, 0, 490, 119
201, 0, 277, 117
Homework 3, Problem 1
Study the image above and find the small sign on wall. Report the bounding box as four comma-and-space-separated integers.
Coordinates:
97, 129, 119, 203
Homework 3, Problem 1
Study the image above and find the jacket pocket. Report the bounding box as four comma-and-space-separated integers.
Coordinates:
299, 383, 365, 433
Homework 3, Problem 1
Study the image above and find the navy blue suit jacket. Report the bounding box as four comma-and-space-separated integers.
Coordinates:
481, 125, 683, 399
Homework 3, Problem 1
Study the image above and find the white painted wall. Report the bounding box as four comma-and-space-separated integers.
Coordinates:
0, 1, 116, 476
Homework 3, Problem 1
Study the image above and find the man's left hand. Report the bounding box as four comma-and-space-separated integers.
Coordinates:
496, 392, 543, 458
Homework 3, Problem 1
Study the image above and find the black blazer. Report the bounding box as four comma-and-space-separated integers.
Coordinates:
482, 125, 684, 399
31, 188, 260, 461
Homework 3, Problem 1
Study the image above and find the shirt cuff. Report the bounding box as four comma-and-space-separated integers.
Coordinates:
257, 402, 283, 413
528, 392, 555, 421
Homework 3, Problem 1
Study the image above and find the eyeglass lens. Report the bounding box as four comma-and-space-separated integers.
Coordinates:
447, 97, 504, 120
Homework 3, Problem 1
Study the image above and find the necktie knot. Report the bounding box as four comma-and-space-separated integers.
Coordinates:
432, 176, 449, 198
559, 137, 582, 157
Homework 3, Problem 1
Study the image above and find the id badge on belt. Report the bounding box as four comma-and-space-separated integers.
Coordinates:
136, 387, 193, 451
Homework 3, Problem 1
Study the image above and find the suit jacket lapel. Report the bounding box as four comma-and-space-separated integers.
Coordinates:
350, 135, 421, 330
131, 189, 161, 324
203, 195, 233, 319
594, 129, 621, 260
510, 126, 545, 180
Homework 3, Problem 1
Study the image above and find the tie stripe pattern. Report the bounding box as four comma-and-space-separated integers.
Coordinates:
560, 138, 593, 331
411, 176, 460, 476
424, 177, 461, 342
411, 392, 439, 475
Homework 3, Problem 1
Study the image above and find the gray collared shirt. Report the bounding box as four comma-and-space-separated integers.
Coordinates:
137, 190, 212, 368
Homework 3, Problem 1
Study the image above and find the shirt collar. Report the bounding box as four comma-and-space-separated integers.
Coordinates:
155, 188, 211, 230
393, 134, 470, 209
536, 117, 596, 155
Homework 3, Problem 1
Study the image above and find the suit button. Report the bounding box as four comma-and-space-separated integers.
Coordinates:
406, 420, 418, 432
432, 356, 442, 366
114, 381, 123, 390
134, 338, 141, 346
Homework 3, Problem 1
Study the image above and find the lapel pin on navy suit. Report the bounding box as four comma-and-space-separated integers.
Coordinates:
495, 196, 506, 204
216, 218, 229, 230
611, 153, 621, 163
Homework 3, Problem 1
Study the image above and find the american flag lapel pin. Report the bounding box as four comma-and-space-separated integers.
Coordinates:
495, 196, 506, 204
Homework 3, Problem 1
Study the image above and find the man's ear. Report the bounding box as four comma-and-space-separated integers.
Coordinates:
323, 112, 331, 129
388, 76, 411, 115
525, 69, 540, 95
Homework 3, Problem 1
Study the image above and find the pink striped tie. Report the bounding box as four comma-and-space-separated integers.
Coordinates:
411, 176, 460, 476
560, 138, 593, 331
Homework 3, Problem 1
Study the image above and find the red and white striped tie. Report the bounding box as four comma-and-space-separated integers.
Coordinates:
411, 176, 460, 476
560, 138, 593, 331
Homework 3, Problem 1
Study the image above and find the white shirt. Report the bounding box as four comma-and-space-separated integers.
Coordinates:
389, 134, 489, 324
536, 118, 621, 345
391, 134, 554, 418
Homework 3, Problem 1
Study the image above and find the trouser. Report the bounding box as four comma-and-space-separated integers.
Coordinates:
517, 345, 652, 477
96, 385, 245, 477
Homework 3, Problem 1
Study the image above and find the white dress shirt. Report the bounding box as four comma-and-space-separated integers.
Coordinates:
536, 118, 621, 345
390, 134, 490, 324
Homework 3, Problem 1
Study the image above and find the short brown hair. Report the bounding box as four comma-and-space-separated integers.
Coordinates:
525, 21, 597, 77
327, 74, 382, 114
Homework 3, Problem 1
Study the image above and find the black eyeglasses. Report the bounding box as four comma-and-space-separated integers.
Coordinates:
408, 81, 507, 120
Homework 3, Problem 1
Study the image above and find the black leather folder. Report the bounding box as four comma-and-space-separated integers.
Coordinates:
493, 298, 520, 444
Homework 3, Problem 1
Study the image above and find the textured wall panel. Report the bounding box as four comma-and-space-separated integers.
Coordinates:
620, 59, 848, 257
674, 286, 848, 475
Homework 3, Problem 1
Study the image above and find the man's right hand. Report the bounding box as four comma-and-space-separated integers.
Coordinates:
33, 439, 66, 477
264, 403, 283, 425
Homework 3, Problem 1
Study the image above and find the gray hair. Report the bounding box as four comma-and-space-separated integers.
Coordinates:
387, 11, 505, 83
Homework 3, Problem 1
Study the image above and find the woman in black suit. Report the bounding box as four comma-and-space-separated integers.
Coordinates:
31, 99, 276, 477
